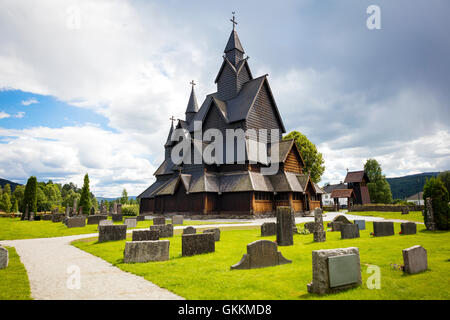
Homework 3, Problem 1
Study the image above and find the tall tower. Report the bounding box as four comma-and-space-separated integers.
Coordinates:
185, 80, 199, 124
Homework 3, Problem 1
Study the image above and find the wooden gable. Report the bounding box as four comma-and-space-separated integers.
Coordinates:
284, 146, 304, 174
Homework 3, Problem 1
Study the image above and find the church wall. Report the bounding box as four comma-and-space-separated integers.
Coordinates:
218, 192, 252, 213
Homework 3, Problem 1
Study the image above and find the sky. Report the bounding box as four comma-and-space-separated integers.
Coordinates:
0, 0, 449, 197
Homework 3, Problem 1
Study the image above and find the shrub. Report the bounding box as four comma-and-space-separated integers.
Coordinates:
122, 204, 139, 216
423, 177, 450, 230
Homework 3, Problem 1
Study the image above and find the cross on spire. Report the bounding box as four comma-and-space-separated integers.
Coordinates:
190, 80, 196, 87
169, 116, 176, 124
230, 12, 237, 30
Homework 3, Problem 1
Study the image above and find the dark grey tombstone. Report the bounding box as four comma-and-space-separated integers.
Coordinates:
112, 214, 123, 222
87, 215, 108, 225
150, 224, 173, 238
203, 228, 220, 241
136, 215, 145, 222
117, 203, 122, 215
332, 215, 352, 224
354, 220, 366, 230
132, 230, 160, 241
307, 247, 362, 295
0, 246, 8, 270
373, 221, 395, 237
276, 207, 293, 246
153, 217, 166, 225
330, 221, 344, 232
171, 215, 184, 225
401, 222, 417, 235
231, 240, 292, 270
183, 226, 196, 235
313, 209, 326, 242
98, 225, 127, 243
51, 213, 65, 223
42, 214, 53, 221
304, 222, 316, 233
182, 233, 215, 256
66, 216, 86, 228
123, 240, 170, 263
424, 198, 436, 231
403, 245, 427, 274
261, 222, 276, 236
340, 224, 360, 239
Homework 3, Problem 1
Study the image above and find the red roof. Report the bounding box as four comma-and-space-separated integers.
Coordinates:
344, 171, 370, 183
330, 189, 355, 198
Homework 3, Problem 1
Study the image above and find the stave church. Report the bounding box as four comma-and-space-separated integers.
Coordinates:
138, 16, 324, 216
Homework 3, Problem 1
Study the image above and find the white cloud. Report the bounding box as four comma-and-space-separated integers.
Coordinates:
21, 98, 38, 106
0, 111, 10, 119
14, 111, 25, 118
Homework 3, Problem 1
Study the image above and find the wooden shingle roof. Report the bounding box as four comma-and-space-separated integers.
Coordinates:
344, 171, 370, 183
330, 189, 355, 198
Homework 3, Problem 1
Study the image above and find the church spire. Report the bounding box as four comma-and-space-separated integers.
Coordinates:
185, 80, 198, 123
224, 12, 244, 65
164, 117, 175, 148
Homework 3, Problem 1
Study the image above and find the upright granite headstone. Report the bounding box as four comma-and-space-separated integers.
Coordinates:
124, 218, 137, 228
231, 240, 292, 270
98, 225, 127, 243
373, 221, 395, 237
153, 217, 166, 225
112, 214, 123, 222
183, 226, 196, 235
87, 215, 108, 225
313, 208, 326, 242
100, 204, 107, 215
341, 224, 360, 239
304, 222, 316, 233
329, 221, 344, 232
0, 246, 8, 269
51, 213, 65, 223
113, 202, 118, 214
171, 215, 184, 225
292, 213, 298, 234
73, 199, 78, 215
117, 203, 122, 215
401, 222, 417, 235
276, 206, 294, 246
425, 198, 436, 231
132, 230, 160, 241
403, 245, 428, 274
65, 206, 70, 217
203, 228, 220, 241
150, 224, 173, 238
261, 222, 277, 237
182, 233, 215, 256
354, 220, 366, 230
307, 247, 362, 295
66, 216, 86, 228
124, 240, 170, 263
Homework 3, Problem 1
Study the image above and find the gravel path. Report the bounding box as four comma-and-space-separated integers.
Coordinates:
1, 211, 420, 300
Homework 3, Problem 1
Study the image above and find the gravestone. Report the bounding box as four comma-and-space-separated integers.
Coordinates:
124, 240, 170, 263
403, 245, 427, 274
112, 214, 123, 222
51, 213, 65, 223
182, 233, 215, 256
117, 203, 122, 215
29, 212, 35, 221
354, 220, 366, 230
90, 207, 95, 215
424, 198, 436, 231
98, 225, 127, 243
0, 246, 8, 269
98, 220, 113, 227
304, 222, 316, 233
401, 207, 410, 215
203, 228, 220, 241
153, 217, 166, 225
113, 202, 118, 214
65, 206, 70, 217
307, 247, 362, 295
401, 222, 417, 235
261, 222, 276, 236
78, 206, 84, 215
373, 221, 395, 237
329, 221, 344, 232
313, 208, 326, 242
109, 205, 114, 215
66, 216, 86, 228
150, 224, 173, 238
291, 213, 298, 234
276, 207, 293, 246
183, 226, 196, 235
34, 214, 41, 221
124, 218, 137, 228
42, 214, 53, 221
132, 230, 160, 241
171, 215, 184, 225
100, 204, 107, 214
136, 215, 145, 222
341, 224, 360, 239
231, 240, 292, 270
87, 215, 108, 225
73, 199, 78, 216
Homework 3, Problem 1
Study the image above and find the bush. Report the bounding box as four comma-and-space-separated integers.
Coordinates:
423, 177, 450, 230
121, 204, 139, 216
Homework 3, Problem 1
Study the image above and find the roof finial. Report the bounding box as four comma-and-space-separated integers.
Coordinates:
190, 80, 196, 87
230, 11, 237, 31
169, 116, 176, 124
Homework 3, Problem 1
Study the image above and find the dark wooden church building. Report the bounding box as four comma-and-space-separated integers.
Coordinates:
138, 17, 324, 216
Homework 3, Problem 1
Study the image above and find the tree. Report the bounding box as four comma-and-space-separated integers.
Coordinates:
423, 177, 449, 230
120, 189, 128, 205
13, 185, 25, 213
364, 159, 393, 204
23, 176, 37, 220
3, 184, 11, 196
283, 131, 325, 183
79, 173, 92, 214
438, 171, 450, 195
0, 192, 11, 213
12, 199, 19, 213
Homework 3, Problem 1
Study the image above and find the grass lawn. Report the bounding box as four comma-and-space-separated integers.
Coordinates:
0, 246, 32, 300
0, 217, 246, 240
349, 211, 425, 223
72, 222, 450, 300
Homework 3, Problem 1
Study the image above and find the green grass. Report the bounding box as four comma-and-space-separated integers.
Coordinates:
0, 217, 245, 240
349, 211, 425, 223
0, 246, 32, 300
72, 222, 450, 300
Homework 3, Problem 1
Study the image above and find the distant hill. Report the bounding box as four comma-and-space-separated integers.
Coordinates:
0, 178, 21, 192
386, 172, 440, 200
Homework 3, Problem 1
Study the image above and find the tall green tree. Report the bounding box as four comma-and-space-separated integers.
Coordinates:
79, 173, 92, 214
0, 192, 11, 213
437, 171, 450, 195
120, 189, 128, 205
3, 184, 11, 196
364, 159, 393, 204
13, 185, 25, 213
23, 176, 38, 220
283, 131, 325, 183
12, 199, 19, 213
423, 177, 449, 230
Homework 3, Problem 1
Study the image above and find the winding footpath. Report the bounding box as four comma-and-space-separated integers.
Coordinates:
0, 212, 419, 300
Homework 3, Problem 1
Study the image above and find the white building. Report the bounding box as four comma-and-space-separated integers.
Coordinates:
406, 192, 424, 205
321, 183, 348, 207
